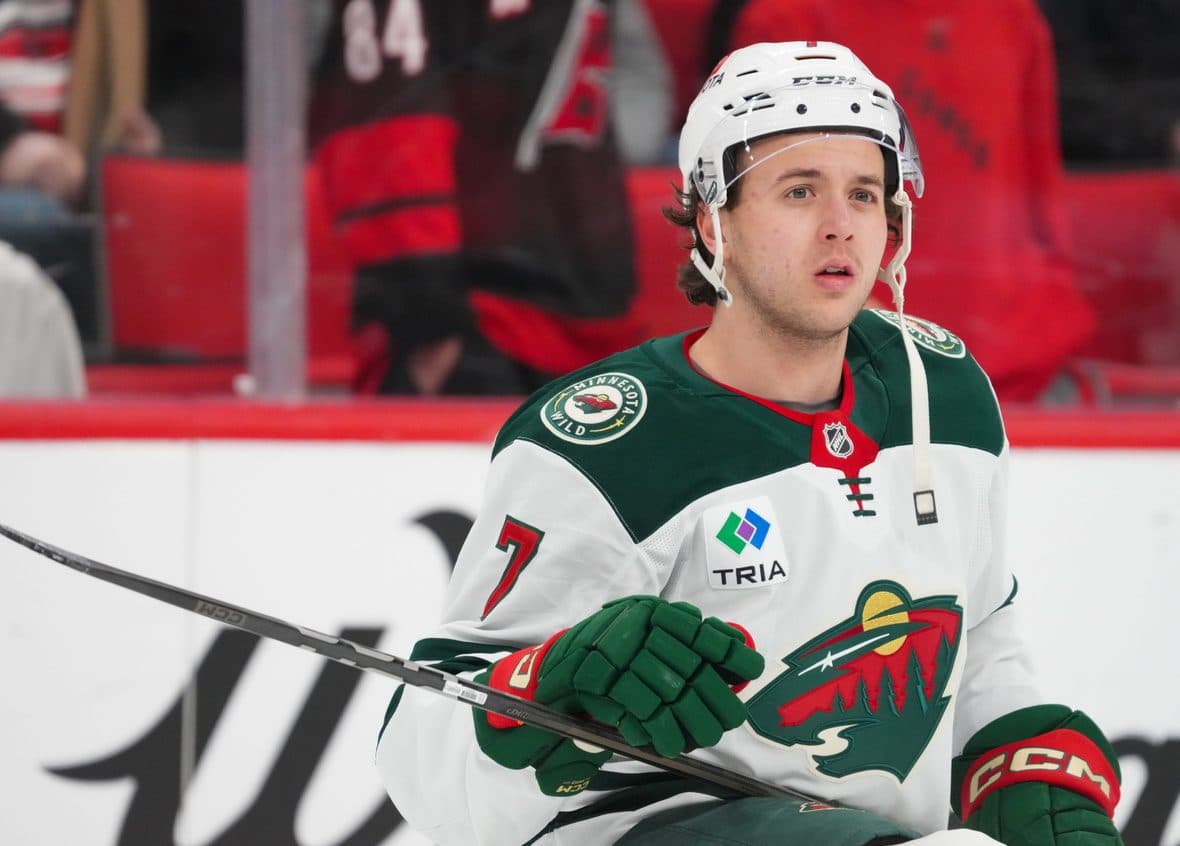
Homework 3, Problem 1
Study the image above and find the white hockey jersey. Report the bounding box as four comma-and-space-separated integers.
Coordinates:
377, 310, 1041, 845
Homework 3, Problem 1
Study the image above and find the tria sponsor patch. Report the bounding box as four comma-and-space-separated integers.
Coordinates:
539, 371, 647, 445
704, 497, 789, 590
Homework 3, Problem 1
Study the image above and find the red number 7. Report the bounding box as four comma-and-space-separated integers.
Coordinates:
482, 516, 544, 620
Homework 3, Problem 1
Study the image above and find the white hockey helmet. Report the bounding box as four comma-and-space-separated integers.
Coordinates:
680, 40, 923, 209
678, 41, 924, 305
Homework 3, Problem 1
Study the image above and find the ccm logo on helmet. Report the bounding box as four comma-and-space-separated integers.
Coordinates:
791, 74, 858, 86
969, 746, 1114, 804
700, 71, 725, 94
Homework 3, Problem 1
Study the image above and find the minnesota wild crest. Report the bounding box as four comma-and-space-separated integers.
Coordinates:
540, 371, 647, 445
746, 582, 962, 780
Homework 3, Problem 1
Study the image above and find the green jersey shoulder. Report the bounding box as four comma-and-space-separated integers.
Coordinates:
850, 309, 1005, 457
493, 336, 810, 542
492, 313, 1004, 541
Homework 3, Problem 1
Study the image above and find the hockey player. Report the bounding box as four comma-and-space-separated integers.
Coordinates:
309, 0, 645, 395
376, 42, 1124, 845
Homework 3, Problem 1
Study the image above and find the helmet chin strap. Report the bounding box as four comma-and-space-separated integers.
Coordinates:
691, 205, 733, 307
877, 189, 938, 525
692, 134, 822, 306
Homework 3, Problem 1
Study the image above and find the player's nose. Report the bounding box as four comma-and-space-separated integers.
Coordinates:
820, 194, 854, 241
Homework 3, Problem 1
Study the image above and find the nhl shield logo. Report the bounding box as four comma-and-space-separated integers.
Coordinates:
823, 422, 854, 459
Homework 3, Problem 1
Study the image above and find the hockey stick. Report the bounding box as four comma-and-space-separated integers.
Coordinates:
0, 521, 814, 802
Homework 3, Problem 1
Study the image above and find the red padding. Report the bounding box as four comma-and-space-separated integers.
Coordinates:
101, 156, 353, 359
0, 403, 1176, 447
960, 728, 1120, 821
1002, 408, 1180, 448
315, 115, 459, 213
725, 621, 757, 694
86, 357, 355, 394
485, 630, 568, 729
0, 400, 518, 441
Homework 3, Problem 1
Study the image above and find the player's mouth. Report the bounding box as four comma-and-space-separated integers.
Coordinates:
813, 261, 856, 291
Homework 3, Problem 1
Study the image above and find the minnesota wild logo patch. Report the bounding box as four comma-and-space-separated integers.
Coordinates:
540, 371, 648, 445
746, 581, 962, 781
869, 309, 966, 359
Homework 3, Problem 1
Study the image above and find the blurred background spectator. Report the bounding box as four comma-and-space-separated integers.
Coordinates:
63, 0, 159, 167
0, 239, 85, 397
7, 1, 1172, 406
1038, 0, 1180, 169
609, 0, 674, 166
0, 0, 83, 209
142, 0, 244, 157
640, 0, 714, 151
0, 0, 162, 361
137, 0, 330, 159
310, 0, 668, 395
645, 0, 1095, 403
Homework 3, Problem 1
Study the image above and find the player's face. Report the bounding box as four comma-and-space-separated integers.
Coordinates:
713, 132, 889, 342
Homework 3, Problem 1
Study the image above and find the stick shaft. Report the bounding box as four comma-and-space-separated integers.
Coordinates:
0, 522, 808, 800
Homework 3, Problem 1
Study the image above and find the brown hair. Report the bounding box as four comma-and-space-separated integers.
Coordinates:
661, 164, 905, 308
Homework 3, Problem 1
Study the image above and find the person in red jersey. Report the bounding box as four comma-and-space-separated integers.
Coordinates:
657, 0, 1094, 402
310, 0, 649, 395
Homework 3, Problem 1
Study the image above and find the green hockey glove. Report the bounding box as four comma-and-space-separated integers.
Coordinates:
952, 705, 1123, 846
473, 595, 765, 796
471, 710, 613, 796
